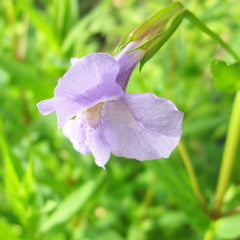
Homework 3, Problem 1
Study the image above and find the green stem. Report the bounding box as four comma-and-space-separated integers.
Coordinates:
220, 205, 240, 218
183, 5, 240, 217
212, 91, 240, 215
185, 10, 240, 61
3, 0, 18, 56
178, 141, 208, 212
3, 0, 15, 24
16, 13, 29, 61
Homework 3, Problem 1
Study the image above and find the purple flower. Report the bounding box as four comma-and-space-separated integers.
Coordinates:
37, 42, 183, 168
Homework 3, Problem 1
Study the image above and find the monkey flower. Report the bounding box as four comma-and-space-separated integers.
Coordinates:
37, 42, 183, 168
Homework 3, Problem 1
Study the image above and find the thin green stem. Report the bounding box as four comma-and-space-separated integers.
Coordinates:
185, 10, 240, 61
3, 0, 15, 24
212, 91, 240, 216
16, 13, 29, 61
178, 141, 208, 213
220, 206, 240, 218
3, 0, 18, 56
183, 6, 240, 218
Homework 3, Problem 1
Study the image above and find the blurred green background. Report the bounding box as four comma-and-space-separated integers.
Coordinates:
0, 0, 240, 239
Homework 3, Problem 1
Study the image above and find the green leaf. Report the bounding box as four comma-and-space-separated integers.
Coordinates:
185, 11, 240, 61
62, 2, 107, 54
17, 0, 60, 53
0, 119, 27, 225
146, 156, 211, 230
0, 219, 22, 240
21, 156, 36, 205
215, 214, 240, 239
0, 119, 20, 198
211, 59, 240, 92
0, 118, 38, 228
0, 54, 54, 99
39, 173, 105, 233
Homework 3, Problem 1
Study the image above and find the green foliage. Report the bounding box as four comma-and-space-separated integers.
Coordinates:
211, 60, 240, 92
0, 219, 22, 240
147, 156, 211, 231
18, 0, 60, 53
215, 214, 240, 239
40, 173, 105, 233
0, 0, 240, 239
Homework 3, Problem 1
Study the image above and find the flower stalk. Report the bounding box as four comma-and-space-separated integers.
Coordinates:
178, 141, 208, 212
185, 10, 240, 61
212, 90, 240, 216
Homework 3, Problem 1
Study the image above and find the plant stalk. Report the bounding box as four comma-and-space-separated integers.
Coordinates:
185, 10, 240, 61
178, 141, 208, 212
212, 91, 240, 215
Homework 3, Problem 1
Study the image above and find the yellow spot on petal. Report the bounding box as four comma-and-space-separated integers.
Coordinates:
85, 102, 104, 127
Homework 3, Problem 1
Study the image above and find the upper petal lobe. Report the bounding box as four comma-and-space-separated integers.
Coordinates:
54, 53, 123, 127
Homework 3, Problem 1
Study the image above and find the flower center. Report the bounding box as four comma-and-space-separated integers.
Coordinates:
85, 102, 104, 127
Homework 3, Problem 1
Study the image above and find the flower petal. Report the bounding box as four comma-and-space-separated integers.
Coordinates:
63, 117, 111, 169
70, 57, 81, 67
54, 53, 123, 128
86, 126, 111, 169
115, 41, 145, 91
63, 117, 90, 154
122, 93, 183, 137
102, 93, 183, 160
36, 98, 55, 115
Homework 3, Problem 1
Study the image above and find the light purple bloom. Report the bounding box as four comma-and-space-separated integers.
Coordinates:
37, 42, 183, 168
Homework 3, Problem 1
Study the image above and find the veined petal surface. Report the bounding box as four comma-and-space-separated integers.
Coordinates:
54, 53, 123, 127
115, 42, 145, 91
63, 116, 111, 169
102, 93, 183, 160
63, 117, 90, 155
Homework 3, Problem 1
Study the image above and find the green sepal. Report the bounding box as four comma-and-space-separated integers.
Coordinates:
138, 10, 185, 69
115, 2, 186, 69
211, 59, 240, 92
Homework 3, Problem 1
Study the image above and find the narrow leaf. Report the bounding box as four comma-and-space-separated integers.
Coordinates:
22, 156, 35, 198
185, 10, 240, 61
146, 157, 210, 230
17, 0, 60, 52
0, 119, 20, 196
62, 3, 107, 53
0, 119, 27, 225
39, 173, 105, 233
0, 54, 53, 99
